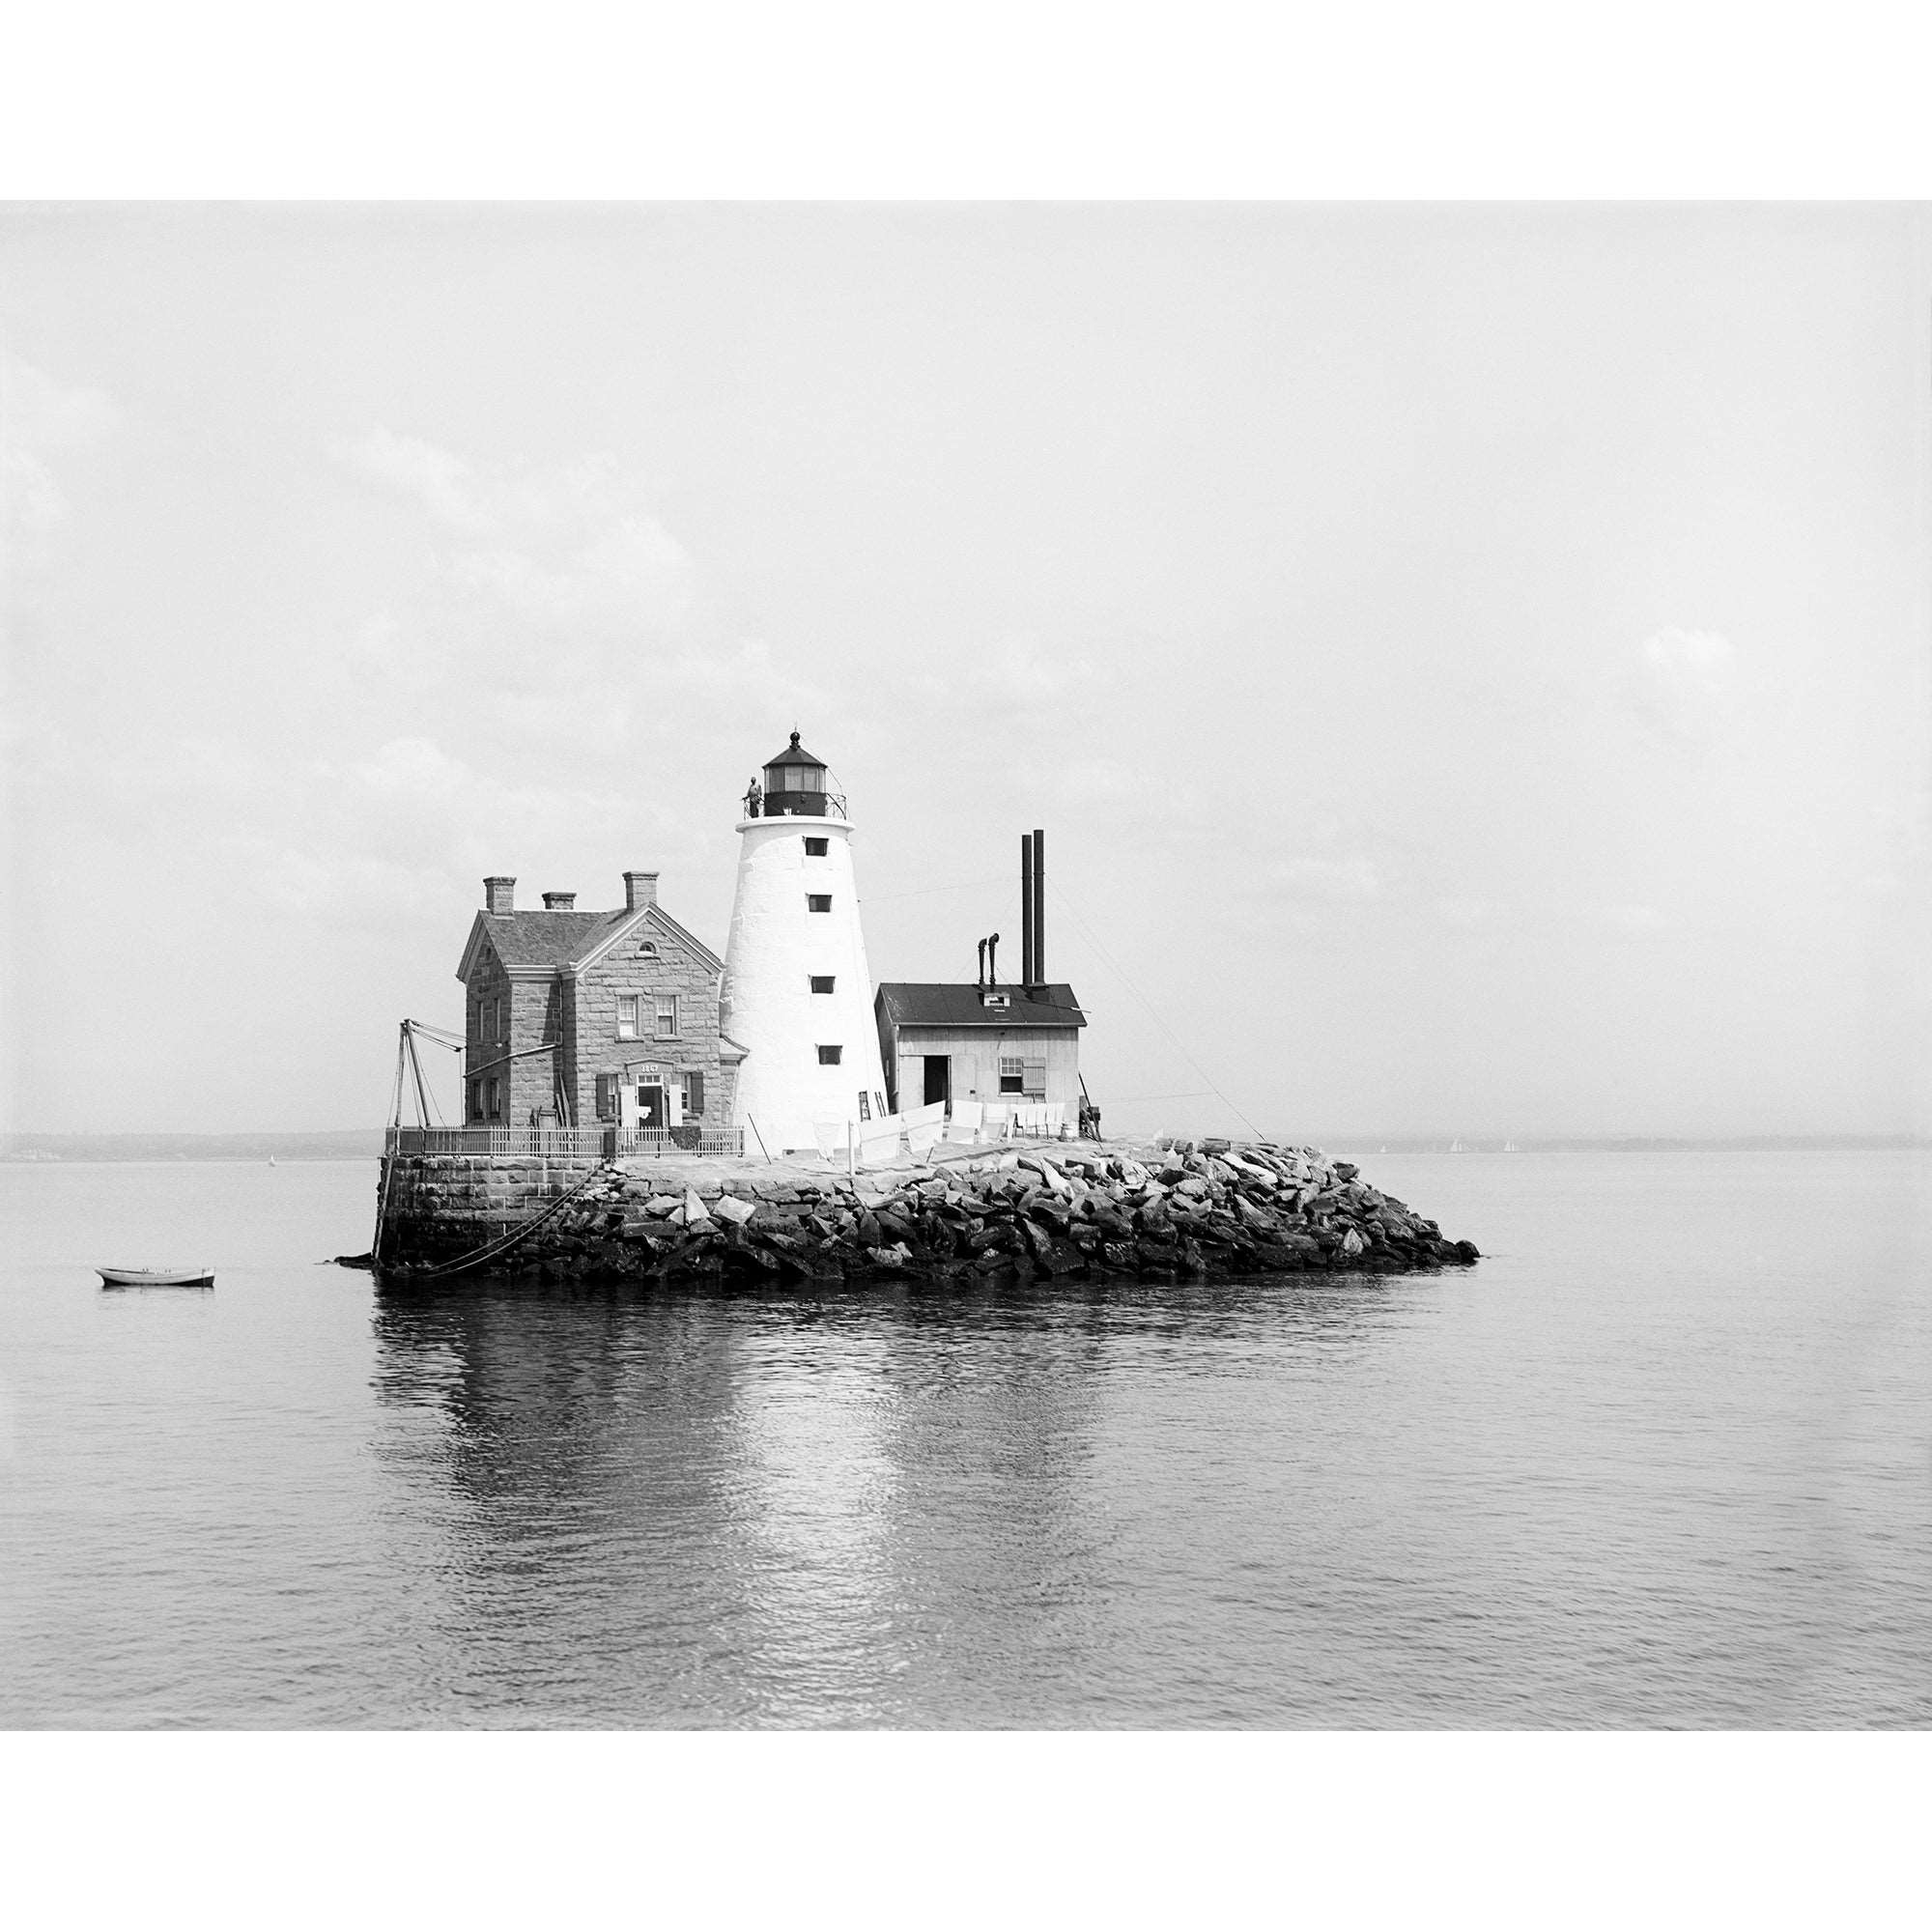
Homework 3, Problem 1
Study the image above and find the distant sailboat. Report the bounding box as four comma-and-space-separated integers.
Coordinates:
1501, 1139, 1520, 1153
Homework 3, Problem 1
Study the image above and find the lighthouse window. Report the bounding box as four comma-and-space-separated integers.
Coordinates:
807, 894, 832, 913
804, 838, 829, 856
810, 976, 836, 994
817, 1044, 843, 1065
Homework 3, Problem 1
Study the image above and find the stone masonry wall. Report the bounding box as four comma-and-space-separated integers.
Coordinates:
463, 952, 511, 1120
380, 1151, 605, 1267
569, 936, 730, 1127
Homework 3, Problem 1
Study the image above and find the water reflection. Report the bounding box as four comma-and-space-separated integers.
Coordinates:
367, 1271, 1424, 1725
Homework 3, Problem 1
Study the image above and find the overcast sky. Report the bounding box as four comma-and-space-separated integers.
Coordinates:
3, 202, 1926, 1140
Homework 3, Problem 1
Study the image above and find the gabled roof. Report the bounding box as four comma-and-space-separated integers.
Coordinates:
570, 901, 724, 979
484, 909, 627, 966
875, 982, 1087, 1030
456, 901, 724, 982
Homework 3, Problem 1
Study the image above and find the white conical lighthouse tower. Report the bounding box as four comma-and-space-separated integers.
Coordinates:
720, 732, 892, 1155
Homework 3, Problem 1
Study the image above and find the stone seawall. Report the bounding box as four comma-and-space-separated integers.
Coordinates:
376, 1137, 1478, 1283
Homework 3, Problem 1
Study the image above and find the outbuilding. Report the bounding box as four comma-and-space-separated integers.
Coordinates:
873, 980, 1087, 1118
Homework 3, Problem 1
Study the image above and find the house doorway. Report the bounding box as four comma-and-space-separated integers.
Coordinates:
637, 1083, 668, 1128
923, 1056, 951, 1108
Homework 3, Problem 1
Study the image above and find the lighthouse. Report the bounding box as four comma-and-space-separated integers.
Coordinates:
720, 733, 892, 1155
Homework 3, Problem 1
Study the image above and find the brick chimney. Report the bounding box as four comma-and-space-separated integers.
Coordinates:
484, 876, 516, 915
542, 892, 576, 910
623, 870, 659, 913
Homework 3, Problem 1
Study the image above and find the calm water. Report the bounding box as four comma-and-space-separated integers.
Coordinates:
2, 1151, 1926, 1728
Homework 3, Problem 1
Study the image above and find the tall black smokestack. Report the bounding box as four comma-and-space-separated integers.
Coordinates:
1032, 827, 1045, 988
1021, 833, 1035, 987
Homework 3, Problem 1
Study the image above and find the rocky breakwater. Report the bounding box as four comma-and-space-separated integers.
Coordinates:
379, 1137, 1477, 1285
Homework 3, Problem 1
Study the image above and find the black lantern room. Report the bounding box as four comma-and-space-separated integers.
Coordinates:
753, 731, 835, 817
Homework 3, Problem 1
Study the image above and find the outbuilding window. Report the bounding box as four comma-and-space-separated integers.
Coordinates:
1000, 1055, 1025, 1094
817, 1044, 842, 1065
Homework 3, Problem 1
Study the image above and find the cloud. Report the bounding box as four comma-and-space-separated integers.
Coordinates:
1592, 902, 1668, 934
1, 345, 120, 571
907, 634, 1094, 721
330, 425, 695, 636
1263, 854, 1384, 902
347, 736, 471, 800
1058, 758, 1140, 804
1629, 628, 1734, 747
329, 426, 492, 531
444, 513, 690, 628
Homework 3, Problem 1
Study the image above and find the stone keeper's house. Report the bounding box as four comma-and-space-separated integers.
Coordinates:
456, 870, 743, 1137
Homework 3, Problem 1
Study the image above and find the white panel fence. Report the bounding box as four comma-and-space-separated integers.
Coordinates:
810, 1097, 1068, 1167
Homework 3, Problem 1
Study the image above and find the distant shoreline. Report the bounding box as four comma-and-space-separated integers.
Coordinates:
2, 1128, 1925, 1164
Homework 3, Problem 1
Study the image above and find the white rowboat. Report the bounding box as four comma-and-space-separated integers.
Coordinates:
98, 1265, 214, 1288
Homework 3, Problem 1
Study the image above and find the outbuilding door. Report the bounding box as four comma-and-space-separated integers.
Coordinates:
923, 1055, 950, 1107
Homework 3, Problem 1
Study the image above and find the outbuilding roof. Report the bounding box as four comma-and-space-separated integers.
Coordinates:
875, 982, 1087, 1030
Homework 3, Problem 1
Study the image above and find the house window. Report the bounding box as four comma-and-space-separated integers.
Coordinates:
810, 975, 836, 994
1000, 1054, 1025, 1094
468, 1079, 482, 1122
681, 1071, 705, 1119
804, 837, 829, 856
637, 941, 658, 957
807, 894, 832, 912
817, 1044, 842, 1065
616, 995, 639, 1038
486, 1077, 501, 1120
655, 995, 679, 1038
